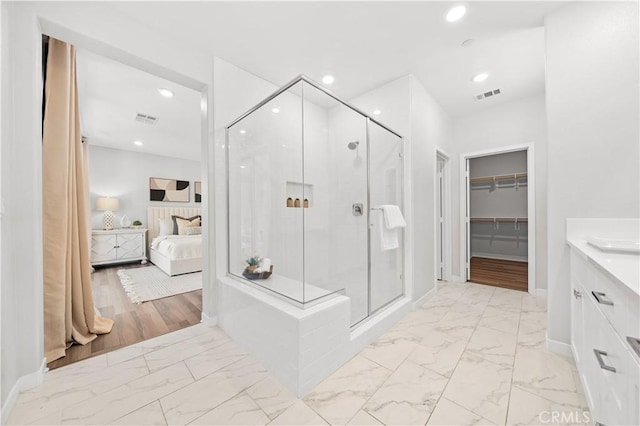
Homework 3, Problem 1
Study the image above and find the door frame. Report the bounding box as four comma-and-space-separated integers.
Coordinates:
435, 148, 452, 282
459, 143, 536, 294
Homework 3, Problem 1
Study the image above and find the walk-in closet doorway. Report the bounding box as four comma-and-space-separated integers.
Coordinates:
459, 144, 536, 293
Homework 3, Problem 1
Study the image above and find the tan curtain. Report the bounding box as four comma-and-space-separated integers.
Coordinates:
43, 38, 113, 362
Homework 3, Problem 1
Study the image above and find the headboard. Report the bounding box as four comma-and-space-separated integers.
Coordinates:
147, 206, 202, 245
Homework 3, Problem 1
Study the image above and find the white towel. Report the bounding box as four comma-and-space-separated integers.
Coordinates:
378, 205, 406, 251
381, 205, 407, 229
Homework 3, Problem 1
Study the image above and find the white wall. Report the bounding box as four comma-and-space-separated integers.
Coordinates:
408, 76, 453, 301
1, 2, 213, 414
450, 94, 547, 286
0, 0, 5, 416
545, 2, 639, 346
88, 146, 201, 230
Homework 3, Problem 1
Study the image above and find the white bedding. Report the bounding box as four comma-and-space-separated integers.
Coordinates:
151, 235, 202, 260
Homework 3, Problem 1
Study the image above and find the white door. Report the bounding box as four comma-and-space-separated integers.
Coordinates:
436, 156, 445, 280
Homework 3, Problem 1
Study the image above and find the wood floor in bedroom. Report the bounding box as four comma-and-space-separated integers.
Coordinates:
47, 263, 202, 370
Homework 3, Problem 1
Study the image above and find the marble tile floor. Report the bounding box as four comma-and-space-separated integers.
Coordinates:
8, 281, 589, 426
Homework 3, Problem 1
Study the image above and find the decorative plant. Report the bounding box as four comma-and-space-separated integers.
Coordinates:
132, 220, 142, 226
245, 255, 262, 271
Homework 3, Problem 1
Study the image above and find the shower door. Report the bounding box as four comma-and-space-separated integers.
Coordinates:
303, 81, 370, 325
368, 120, 404, 314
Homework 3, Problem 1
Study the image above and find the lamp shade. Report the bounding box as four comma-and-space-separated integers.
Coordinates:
96, 197, 119, 211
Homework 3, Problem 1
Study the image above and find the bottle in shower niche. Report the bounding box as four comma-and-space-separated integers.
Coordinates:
304, 198, 309, 208
294, 198, 301, 208
286, 197, 293, 208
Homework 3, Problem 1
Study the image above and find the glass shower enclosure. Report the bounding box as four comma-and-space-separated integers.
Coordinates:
226, 76, 404, 326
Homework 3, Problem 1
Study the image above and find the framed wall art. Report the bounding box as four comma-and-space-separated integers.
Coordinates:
194, 181, 202, 203
149, 177, 190, 202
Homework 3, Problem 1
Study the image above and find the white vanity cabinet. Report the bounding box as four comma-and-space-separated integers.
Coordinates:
570, 249, 640, 426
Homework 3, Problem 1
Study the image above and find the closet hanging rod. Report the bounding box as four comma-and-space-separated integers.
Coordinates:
469, 172, 527, 184
470, 217, 528, 223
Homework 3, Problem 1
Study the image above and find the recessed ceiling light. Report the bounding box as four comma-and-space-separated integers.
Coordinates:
240, 165, 246, 169
472, 72, 489, 83
271, 107, 280, 114
239, 129, 247, 134
446, 5, 466, 22
322, 75, 335, 85
133, 140, 143, 146
373, 109, 382, 116
158, 88, 174, 98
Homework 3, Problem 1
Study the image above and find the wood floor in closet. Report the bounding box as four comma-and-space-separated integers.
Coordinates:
469, 256, 528, 292
47, 263, 202, 370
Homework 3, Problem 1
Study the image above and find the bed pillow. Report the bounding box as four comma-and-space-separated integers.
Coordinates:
171, 215, 201, 235
158, 218, 174, 236
175, 217, 201, 235
183, 226, 202, 235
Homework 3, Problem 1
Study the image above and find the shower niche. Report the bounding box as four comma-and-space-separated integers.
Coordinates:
285, 181, 312, 208
226, 75, 405, 325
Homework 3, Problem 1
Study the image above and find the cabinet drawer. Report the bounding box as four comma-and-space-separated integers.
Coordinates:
589, 306, 640, 426
591, 266, 639, 344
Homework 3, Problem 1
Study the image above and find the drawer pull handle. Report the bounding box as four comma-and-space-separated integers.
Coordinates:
573, 289, 582, 298
627, 336, 640, 358
593, 349, 616, 372
591, 291, 614, 306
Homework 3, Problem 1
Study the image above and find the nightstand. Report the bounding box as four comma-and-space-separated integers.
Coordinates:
91, 228, 148, 266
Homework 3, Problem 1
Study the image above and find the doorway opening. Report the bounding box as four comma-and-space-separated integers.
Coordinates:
42, 36, 207, 369
460, 144, 536, 293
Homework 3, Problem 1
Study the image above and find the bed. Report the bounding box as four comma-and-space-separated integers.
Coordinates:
147, 207, 202, 276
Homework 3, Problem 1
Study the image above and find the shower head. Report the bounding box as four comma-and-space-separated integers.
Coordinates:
347, 141, 360, 150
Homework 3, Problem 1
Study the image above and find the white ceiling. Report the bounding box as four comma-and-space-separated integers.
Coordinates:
108, 1, 563, 117
76, 49, 202, 161
77, 2, 563, 159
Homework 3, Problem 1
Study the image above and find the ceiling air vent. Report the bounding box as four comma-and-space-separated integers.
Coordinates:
474, 88, 502, 101
135, 113, 159, 125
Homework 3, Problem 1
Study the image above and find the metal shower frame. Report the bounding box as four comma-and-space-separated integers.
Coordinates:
224, 74, 405, 323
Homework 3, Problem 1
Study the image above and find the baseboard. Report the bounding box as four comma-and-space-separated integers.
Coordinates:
201, 312, 218, 326
535, 289, 548, 298
1, 358, 47, 424
413, 286, 437, 310
546, 334, 573, 357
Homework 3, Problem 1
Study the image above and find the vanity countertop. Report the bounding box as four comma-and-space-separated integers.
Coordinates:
567, 237, 639, 296
567, 218, 640, 297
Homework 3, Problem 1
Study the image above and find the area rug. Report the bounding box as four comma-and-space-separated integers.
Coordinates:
117, 266, 202, 304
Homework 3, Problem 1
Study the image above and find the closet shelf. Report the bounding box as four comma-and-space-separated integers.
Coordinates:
469, 172, 527, 184
470, 217, 528, 223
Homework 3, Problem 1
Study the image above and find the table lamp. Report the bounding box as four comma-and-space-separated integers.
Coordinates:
96, 197, 119, 230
